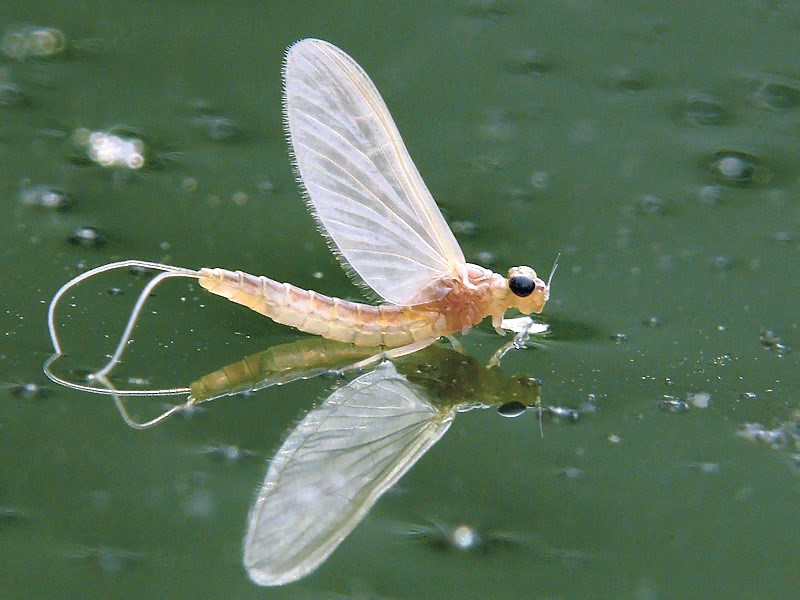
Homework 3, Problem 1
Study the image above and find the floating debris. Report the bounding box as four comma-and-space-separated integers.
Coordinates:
543, 405, 581, 423
737, 422, 796, 450
687, 392, 711, 408
610, 332, 628, 343
760, 328, 791, 356
658, 395, 690, 414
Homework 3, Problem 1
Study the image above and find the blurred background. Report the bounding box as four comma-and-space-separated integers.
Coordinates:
0, 1, 797, 598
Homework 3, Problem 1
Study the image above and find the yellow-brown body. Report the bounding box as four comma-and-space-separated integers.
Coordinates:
197, 264, 536, 349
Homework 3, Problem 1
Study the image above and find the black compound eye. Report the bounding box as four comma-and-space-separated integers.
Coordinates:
509, 275, 535, 297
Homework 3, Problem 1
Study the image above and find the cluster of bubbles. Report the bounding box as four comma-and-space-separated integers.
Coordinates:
2, 25, 67, 60
72, 128, 146, 170
738, 419, 800, 470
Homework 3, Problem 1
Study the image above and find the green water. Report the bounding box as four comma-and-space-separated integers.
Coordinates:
1, 1, 798, 598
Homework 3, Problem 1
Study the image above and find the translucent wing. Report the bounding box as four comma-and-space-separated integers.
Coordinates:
243, 362, 456, 586
284, 38, 466, 305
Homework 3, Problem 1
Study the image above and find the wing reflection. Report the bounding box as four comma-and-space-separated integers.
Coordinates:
243, 361, 455, 586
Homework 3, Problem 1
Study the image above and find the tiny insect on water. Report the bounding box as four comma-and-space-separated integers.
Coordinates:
45, 38, 556, 375
42, 39, 557, 587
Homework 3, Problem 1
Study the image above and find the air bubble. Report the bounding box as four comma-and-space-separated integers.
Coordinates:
498, 401, 527, 418
707, 151, 767, 186
10, 382, 51, 400
642, 316, 661, 328
68, 226, 107, 248
399, 518, 521, 554
20, 182, 71, 210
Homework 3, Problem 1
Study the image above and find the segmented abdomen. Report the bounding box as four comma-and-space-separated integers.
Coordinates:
198, 268, 442, 347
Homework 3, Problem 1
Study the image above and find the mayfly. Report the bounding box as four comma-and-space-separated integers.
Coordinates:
45, 38, 555, 392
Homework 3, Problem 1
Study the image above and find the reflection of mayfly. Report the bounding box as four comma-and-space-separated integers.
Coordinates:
46, 38, 556, 382
180, 341, 543, 586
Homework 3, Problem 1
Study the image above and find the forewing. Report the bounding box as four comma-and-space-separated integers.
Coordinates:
243, 362, 456, 586
284, 38, 466, 305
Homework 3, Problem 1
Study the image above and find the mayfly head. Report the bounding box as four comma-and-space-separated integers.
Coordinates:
505, 265, 549, 315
